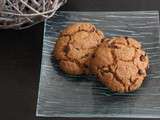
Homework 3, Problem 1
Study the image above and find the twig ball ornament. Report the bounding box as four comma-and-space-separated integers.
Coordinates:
0, 0, 66, 29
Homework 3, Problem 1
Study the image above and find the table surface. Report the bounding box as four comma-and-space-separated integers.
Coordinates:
0, 0, 160, 120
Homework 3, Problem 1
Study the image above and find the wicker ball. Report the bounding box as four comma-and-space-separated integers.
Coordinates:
0, 0, 66, 29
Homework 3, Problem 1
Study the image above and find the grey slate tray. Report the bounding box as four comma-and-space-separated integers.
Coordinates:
36, 11, 160, 118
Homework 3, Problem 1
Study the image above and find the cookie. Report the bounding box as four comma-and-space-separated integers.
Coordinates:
90, 36, 149, 92
53, 22, 104, 75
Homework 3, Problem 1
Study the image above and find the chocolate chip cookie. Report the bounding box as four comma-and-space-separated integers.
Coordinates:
90, 36, 149, 92
53, 22, 104, 75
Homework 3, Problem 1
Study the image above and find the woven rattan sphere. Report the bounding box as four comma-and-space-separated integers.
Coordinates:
0, 0, 66, 29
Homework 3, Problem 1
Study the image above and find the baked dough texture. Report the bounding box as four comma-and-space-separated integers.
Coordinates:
54, 22, 104, 75
90, 36, 149, 92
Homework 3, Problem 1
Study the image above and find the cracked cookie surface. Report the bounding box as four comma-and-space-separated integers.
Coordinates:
53, 22, 104, 75
90, 36, 149, 92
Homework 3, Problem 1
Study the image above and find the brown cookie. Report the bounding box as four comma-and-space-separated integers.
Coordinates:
90, 36, 149, 92
53, 22, 104, 75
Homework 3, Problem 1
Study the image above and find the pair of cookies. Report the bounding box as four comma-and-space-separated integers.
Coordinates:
53, 22, 149, 93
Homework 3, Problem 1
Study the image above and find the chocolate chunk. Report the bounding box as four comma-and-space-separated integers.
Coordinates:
75, 48, 80, 51
63, 46, 69, 53
125, 36, 128, 40
84, 64, 89, 68
140, 55, 146, 62
92, 54, 95, 58
138, 69, 145, 75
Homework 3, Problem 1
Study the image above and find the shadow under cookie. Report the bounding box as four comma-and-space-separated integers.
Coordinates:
50, 55, 96, 82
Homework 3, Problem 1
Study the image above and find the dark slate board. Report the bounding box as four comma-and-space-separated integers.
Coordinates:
36, 11, 160, 118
